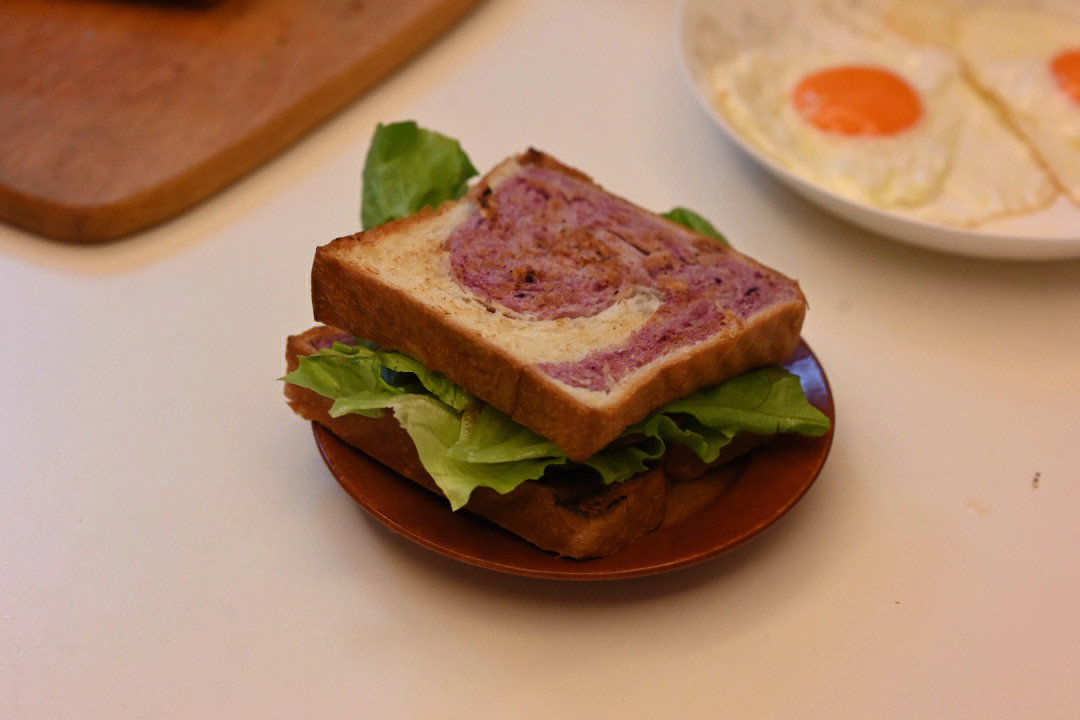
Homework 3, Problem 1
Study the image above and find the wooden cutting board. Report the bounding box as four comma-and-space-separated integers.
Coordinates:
0, 0, 482, 242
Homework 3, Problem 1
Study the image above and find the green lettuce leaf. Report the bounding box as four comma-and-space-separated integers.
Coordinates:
627, 367, 830, 461
448, 404, 565, 463
361, 121, 478, 230
283, 342, 829, 509
583, 435, 666, 481
284, 342, 474, 416
626, 413, 738, 466
662, 207, 729, 245
390, 395, 561, 509
283, 342, 401, 418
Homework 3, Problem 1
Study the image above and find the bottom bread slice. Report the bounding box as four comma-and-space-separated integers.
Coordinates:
285, 326, 668, 558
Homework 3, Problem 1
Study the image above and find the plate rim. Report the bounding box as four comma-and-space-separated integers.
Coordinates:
311, 339, 835, 581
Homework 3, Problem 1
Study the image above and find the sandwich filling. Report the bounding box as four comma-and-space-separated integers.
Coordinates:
284, 334, 829, 509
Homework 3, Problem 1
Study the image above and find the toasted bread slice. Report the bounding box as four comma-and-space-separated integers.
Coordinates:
285, 326, 668, 559
312, 149, 805, 461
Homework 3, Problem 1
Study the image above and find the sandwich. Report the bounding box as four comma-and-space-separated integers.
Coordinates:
283, 122, 830, 559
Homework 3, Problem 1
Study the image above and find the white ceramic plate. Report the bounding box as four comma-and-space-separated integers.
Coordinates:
677, 0, 1080, 260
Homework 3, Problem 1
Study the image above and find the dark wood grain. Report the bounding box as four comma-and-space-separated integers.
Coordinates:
0, 0, 482, 242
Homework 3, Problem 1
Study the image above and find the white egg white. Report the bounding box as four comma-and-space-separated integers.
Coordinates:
957, 3, 1080, 206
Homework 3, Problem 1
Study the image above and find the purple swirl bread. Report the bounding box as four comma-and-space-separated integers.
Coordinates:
310, 149, 806, 462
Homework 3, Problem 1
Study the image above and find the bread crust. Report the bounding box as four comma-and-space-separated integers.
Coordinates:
312, 149, 805, 460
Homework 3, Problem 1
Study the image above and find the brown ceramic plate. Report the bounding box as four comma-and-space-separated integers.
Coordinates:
313, 340, 834, 580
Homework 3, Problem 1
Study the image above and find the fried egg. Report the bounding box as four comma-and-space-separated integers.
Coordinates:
707, 7, 1056, 226
956, 3, 1080, 205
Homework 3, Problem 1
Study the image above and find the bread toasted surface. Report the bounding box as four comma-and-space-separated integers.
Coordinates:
312, 149, 806, 461
285, 326, 668, 558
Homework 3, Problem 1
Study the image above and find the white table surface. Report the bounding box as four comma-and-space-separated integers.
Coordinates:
3, 2, 1079, 717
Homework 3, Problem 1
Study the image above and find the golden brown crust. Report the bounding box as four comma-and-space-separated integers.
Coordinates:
513, 298, 804, 460
285, 326, 667, 559
311, 231, 528, 416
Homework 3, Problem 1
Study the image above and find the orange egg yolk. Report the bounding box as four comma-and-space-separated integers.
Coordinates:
791, 65, 922, 136
1051, 49, 1080, 105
